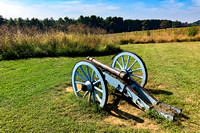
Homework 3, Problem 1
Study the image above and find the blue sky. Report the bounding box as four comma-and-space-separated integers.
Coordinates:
0, 0, 199, 22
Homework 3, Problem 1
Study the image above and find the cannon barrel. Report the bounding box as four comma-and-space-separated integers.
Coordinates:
87, 56, 129, 80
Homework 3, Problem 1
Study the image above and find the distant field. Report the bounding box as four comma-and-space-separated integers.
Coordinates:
105, 26, 200, 44
0, 42, 200, 132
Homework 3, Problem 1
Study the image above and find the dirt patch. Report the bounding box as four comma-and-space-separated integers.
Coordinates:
185, 96, 195, 104
65, 86, 74, 92
104, 91, 161, 132
157, 84, 167, 89
65, 84, 82, 93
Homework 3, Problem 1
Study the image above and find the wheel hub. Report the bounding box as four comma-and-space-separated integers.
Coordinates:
121, 69, 129, 74
81, 81, 93, 91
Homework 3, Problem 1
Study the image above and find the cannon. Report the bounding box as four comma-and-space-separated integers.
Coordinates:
71, 52, 182, 120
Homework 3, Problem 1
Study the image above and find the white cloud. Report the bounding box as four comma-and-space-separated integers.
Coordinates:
121, 0, 199, 23
0, 0, 119, 19
160, 0, 184, 8
192, 0, 200, 6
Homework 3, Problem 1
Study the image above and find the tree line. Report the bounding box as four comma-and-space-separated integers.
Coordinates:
0, 15, 198, 33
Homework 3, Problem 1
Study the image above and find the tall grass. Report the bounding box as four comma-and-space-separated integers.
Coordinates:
1, 25, 200, 60
107, 26, 200, 45
0, 26, 121, 60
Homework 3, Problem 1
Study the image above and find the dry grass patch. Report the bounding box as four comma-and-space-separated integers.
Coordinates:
105, 26, 200, 44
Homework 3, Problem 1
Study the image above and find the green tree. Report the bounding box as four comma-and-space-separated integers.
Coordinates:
30, 18, 43, 29
0, 15, 5, 25
58, 18, 65, 24
193, 20, 200, 26
16, 17, 24, 27
172, 20, 182, 28
7, 18, 15, 26
160, 20, 172, 29
142, 20, 148, 30
64, 16, 72, 24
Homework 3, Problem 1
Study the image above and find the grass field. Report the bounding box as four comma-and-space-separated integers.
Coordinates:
0, 42, 200, 132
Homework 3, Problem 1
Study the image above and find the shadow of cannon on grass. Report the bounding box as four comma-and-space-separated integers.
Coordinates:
105, 91, 144, 123
145, 88, 173, 95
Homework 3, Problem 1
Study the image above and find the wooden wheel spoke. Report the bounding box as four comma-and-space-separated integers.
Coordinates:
76, 72, 87, 81
79, 66, 89, 80
130, 74, 143, 79
116, 60, 123, 69
128, 60, 137, 71
75, 81, 85, 84
93, 80, 100, 85
91, 70, 95, 82
129, 68, 142, 73
94, 86, 103, 93
92, 91, 96, 103
125, 55, 130, 69
88, 91, 91, 102
83, 91, 89, 98
86, 66, 91, 81
76, 89, 82, 93
95, 91, 102, 103
121, 55, 125, 69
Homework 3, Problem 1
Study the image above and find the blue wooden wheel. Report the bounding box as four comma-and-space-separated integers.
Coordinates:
112, 52, 148, 87
72, 60, 108, 107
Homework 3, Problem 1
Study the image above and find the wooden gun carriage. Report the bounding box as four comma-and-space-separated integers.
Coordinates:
71, 52, 182, 120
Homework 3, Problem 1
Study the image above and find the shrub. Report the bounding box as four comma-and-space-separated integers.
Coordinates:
146, 30, 151, 36
187, 26, 199, 36
119, 39, 134, 45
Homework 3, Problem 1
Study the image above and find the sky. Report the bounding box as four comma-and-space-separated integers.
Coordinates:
0, 0, 199, 23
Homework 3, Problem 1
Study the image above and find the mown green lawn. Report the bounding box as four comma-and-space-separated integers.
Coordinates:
0, 42, 200, 132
